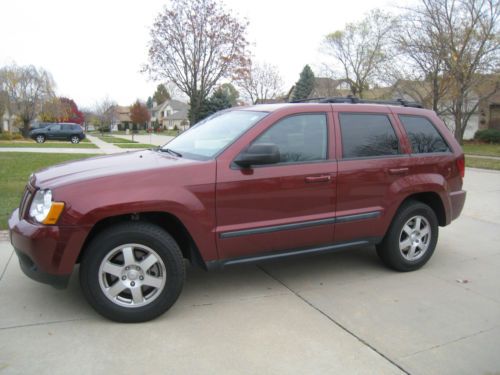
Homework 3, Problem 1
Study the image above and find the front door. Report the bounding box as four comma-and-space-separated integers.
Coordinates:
215, 110, 337, 260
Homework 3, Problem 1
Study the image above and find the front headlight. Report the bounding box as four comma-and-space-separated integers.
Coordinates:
29, 189, 65, 224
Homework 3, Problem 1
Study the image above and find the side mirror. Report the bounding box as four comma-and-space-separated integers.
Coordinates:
234, 143, 280, 168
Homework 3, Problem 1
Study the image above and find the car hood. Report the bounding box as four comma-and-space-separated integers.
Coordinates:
32, 150, 192, 189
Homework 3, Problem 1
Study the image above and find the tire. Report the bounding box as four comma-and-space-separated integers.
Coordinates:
35, 135, 46, 143
376, 200, 438, 272
79, 222, 185, 322
70, 135, 80, 144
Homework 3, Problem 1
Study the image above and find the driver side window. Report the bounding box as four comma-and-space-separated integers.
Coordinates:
253, 114, 328, 164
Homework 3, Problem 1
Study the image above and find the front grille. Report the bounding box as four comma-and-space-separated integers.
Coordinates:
19, 184, 35, 220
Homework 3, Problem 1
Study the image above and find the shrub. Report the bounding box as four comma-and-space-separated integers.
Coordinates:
0, 133, 24, 140
474, 129, 500, 143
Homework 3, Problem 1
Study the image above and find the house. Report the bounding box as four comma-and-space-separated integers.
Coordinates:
1, 107, 16, 132
110, 105, 132, 131
150, 99, 189, 130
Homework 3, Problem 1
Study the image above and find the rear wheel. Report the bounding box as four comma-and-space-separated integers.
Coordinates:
376, 200, 438, 271
79, 222, 185, 322
35, 135, 45, 143
70, 135, 80, 144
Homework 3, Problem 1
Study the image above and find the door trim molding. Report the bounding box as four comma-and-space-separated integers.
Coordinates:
219, 211, 380, 239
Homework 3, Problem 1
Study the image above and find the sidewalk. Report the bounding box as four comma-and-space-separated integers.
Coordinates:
0, 147, 102, 154
465, 153, 500, 160
85, 134, 123, 154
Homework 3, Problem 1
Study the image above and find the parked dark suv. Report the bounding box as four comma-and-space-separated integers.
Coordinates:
9, 98, 466, 322
29, 122, 85, 143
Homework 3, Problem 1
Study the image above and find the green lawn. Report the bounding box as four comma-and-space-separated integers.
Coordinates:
97, 135, 138, 144
466, 156, 500, 171
462, 142, 500, 157
115, 143, 156, 149
0, 152, 99, 230
0, 140, 97, 148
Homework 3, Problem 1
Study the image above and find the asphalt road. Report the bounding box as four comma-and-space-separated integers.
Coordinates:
0, 168, 499, 374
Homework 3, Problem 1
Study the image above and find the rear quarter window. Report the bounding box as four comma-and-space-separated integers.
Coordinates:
399, 115, 450, 153
339, 113, 400, 159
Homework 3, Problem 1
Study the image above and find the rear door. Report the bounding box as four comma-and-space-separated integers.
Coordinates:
46, 124, 62, 140
333, 108, 412, 243
215, 108, 337, 260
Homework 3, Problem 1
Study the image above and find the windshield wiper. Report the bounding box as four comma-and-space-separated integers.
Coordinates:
158, 148, 182, 157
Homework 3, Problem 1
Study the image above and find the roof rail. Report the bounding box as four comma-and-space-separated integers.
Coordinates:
290, 96, 423, 108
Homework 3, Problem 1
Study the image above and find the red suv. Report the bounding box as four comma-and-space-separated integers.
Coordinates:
9, 98, 466, 322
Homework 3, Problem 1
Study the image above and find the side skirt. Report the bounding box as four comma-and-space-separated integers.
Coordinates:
205, 238, 381, 271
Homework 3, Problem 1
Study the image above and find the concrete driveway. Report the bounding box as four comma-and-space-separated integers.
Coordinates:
1, 168, 499, 374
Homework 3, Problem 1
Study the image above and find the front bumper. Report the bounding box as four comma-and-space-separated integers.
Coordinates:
8, 209, 88, 289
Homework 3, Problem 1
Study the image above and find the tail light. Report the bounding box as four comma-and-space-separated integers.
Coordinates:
456, 155, 465, 178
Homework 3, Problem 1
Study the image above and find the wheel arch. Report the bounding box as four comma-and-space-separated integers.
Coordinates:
77, 211, 208, 270
398, 192, 447, 226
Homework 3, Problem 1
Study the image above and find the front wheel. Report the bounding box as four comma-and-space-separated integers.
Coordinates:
70, 135, 80, 144
376, 200, 438, 272
79, 222, 185, 322
35, 135, 45, 143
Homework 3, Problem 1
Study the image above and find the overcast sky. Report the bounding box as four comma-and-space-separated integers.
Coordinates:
1, 0, 403, 109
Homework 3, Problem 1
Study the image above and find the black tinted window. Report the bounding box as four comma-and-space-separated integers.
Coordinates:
62, 124, 72, 130
399, 115, 450, 153
49, 124, 61, 131
339, 114, 399, 158
253, 114, 328, 163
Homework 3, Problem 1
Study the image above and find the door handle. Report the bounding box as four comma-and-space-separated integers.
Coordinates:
388, 167, 409, 175
305, 175, 331, 183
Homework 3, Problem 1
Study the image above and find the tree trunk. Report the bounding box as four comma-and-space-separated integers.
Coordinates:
22, 120, 30, 138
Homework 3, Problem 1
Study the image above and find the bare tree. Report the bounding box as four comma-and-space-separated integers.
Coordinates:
235, 62, 283, 104
415, 0, 500, 142
0, 64, 55, 136
93, 97, 117, 133
144, 0, 249, 124
392, 9, 450, 113
323, 10, 395, 98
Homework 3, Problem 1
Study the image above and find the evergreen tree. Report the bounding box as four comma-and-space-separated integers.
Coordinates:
146, 96, 154, 108
291, 65, 315, 101
153, 84, 171, 104
196, 87, 235, 122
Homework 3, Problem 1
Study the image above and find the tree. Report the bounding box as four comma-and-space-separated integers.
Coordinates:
235, 62, 283, 104
144, 0, 249, 125
291, 65, 315, 101
323, 10, 395, 98
153, 84, 171, 104
129, 100, 151, 140
40, 97, 84, 124
93, 97, 117, 134
197, 86, 235, 120
0, 64, 55, 136
409, 0, 500, 143
218, 83, 239, 106
146, 96, 154, 109
0, 90, 8, 132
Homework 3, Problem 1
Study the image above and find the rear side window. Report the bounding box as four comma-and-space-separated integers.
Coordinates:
49, 124, 61, 131
253, 114, 328, 163
399, 115, 450, 153
339, 113, 399, 158
62, 124, 72, 130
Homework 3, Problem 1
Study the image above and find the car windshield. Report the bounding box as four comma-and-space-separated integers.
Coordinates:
162, 110, 268, 159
